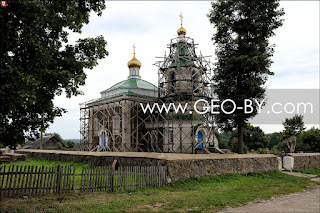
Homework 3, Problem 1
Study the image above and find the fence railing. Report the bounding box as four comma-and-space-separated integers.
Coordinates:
0, 165, 167, 197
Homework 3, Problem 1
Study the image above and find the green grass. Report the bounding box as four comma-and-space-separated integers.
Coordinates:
1, 171, 319, 213
293, 169, 320, 177
1, 158, 90, 188
2, 157, 89, 173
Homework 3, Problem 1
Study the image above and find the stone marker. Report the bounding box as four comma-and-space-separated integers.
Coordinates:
283, 156, 294, 171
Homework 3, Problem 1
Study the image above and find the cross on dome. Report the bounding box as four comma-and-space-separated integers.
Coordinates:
179, 12, 183, 27
132, 44, 136, 55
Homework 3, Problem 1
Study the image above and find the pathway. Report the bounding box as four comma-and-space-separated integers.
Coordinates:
218, 171, 320, 213
218, 187, 320, 213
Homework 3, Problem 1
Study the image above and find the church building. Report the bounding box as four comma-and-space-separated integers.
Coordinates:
80, 14, 221, 154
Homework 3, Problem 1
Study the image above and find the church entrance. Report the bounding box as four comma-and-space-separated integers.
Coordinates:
197, 131, 203, 148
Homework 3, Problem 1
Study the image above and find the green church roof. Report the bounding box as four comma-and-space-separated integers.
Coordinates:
101, 78, 157, 94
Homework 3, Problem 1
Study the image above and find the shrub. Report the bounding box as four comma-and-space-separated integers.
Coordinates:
56, 142, 63, 150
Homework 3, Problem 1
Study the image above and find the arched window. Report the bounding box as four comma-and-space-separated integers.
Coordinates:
170, 72, 176, 94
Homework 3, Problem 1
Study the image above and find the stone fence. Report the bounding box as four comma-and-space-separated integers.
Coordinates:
287, 153, 320, 170
15, 149, 280, 182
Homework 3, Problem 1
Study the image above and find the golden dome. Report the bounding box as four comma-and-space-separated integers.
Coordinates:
128, 54, 141, 68
177, 26, 187, 35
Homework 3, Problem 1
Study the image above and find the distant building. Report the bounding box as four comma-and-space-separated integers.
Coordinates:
23, 135, 63, 149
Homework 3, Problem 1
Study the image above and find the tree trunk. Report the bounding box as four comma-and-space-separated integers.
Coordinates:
40, 130, 43, 149
237, 124, 244, 154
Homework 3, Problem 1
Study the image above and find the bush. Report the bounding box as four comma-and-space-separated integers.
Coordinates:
256, 148, 265, 154
56, 142, 63, 150
65, 141, 75, 148
270, 148, 282, 156
230, 138, 248, 154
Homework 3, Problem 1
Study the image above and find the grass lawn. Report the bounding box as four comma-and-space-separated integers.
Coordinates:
1, 171, 319, 213
293, 168, 320, 177
1, 157, 89, 174
1, 157, 91, 189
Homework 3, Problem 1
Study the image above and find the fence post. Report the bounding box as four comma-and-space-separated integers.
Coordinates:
0, 166, 5, 200
56, 165, 62, 193
111, 160, 117, 192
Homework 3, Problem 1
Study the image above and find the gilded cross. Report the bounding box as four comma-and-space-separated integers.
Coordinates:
179, 12, 183, 26
133, 44, 136, 55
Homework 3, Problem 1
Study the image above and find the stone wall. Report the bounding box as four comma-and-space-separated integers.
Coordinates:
16, 149, 279, 182
167, 157, 278, 182
17, 150, 167, 167
288, 153, 320, 170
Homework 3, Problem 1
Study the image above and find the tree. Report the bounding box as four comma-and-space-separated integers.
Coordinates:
296, 127, 320, 152
0, 1, 108, 148
216, 131, 232, 149
282, 115, 305, 139
208, 0, 284, 153
266, 132, 282, 149
65, 141, 75, 148
229, 125, 268, 151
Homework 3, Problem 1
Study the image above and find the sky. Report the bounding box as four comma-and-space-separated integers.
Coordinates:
47, 1, 320, 139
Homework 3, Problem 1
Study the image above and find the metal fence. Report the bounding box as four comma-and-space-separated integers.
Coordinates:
0, 165, 167, 197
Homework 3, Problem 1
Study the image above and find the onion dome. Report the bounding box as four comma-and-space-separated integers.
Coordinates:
177, 26, 187, 36
128, 44, 141, 68
127, 54, 141, 68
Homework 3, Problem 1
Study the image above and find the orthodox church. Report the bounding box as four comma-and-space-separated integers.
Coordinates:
80, 14, 221, 153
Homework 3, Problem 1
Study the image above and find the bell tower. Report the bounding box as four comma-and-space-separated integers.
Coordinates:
154, 13, 219, 153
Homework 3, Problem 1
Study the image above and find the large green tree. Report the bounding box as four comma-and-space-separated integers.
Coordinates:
0, 1, 108, 148
296, 127, 320, 152
282, 115, 305, 139
208, 0, 284, 153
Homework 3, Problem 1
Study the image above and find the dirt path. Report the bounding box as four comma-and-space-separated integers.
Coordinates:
218, 187, 320, 213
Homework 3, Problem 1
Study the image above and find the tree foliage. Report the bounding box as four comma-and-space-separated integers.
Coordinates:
229, 125, 268, 151
208, 0, 284, 153
296, 127, 320, 152
216, 131, 232, 149
282, 115, 305, 139
0, 1, 108, 148
266, 132, 282, 149
65, 141, 75, 148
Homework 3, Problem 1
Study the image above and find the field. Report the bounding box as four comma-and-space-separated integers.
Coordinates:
1, 158, 319, 213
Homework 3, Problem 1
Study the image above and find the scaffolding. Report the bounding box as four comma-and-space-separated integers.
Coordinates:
80, 35, 219, 153
80, 95, 161, 152
152, 36, 216, 153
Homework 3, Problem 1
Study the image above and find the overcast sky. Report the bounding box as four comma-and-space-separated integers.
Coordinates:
47, 1, 320, 139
